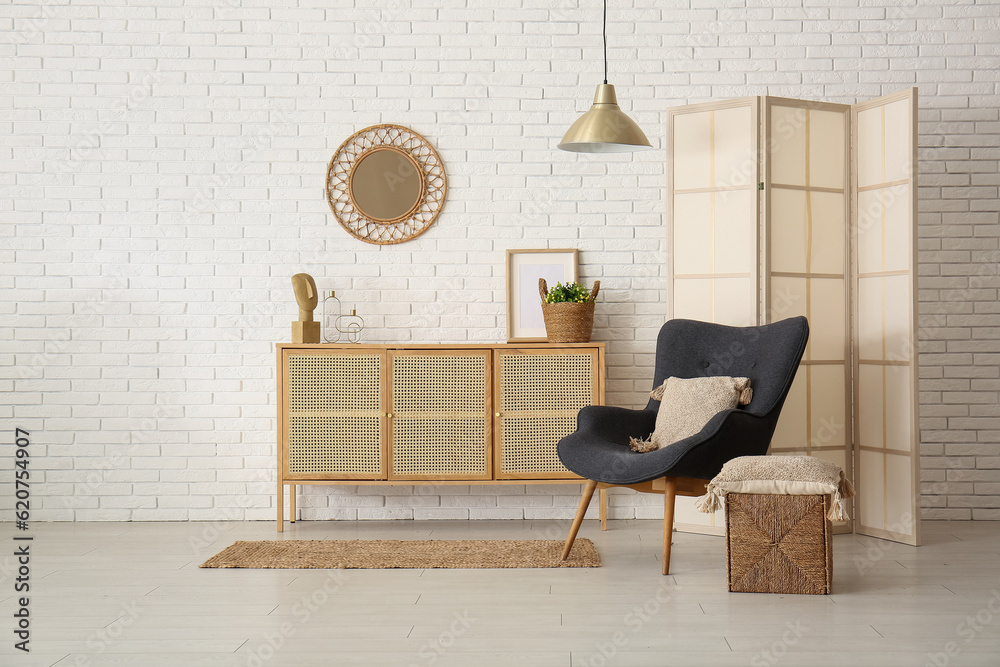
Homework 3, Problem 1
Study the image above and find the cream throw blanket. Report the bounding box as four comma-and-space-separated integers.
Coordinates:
695, 455, 856, 521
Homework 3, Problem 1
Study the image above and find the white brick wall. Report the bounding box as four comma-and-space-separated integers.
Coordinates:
2, 0, 999, 521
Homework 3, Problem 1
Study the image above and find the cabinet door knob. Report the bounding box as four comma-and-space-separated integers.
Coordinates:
495, 412, 501, 418
386, 413, 393, 419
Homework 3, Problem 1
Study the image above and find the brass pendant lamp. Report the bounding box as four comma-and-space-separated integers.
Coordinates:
558, 0, 652, 153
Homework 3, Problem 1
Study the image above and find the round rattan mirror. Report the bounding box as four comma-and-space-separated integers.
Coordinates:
326, 124, 447, 245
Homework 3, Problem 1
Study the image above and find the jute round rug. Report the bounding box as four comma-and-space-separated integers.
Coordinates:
200, 539, 600, 569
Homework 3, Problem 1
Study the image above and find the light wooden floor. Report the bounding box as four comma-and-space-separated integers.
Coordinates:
3, 519, 1000, 666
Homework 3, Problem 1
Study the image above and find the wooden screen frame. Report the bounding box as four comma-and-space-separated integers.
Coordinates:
667, 90, 921, 544
850, 88, 921, 546
762, 96, 854, 533
666, 97, 760, 535
667, 97, 761, 330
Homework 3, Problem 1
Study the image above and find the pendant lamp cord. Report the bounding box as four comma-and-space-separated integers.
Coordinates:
602, 0, 608, 84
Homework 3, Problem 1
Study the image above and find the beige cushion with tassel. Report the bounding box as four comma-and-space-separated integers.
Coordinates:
630, 376, 753, 453
694, 455, 856, 521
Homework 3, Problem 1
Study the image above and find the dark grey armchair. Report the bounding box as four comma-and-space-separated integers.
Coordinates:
557, 317, 809, 574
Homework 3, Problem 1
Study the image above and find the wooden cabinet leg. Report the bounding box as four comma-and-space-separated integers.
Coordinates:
277, 480, 284, 533
662, 477, 677, 575
562, 480, 598, 561
289, 484, 296, 522
599, 487, 608, 531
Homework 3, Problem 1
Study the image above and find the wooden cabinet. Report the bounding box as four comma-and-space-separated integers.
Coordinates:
276, 342, 604, 530
387, 349, 493, 481
494, 347, 600, 480
282, 348, 386, 480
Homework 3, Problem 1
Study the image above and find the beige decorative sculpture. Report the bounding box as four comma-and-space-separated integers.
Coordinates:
290, 273, 321, 343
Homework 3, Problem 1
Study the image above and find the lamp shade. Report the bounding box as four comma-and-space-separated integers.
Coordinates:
557, 84, 652, 153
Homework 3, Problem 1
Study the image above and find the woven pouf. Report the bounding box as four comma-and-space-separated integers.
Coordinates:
725, 493, 833, 595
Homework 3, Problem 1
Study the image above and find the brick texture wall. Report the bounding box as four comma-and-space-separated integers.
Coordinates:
2, 0, 998, 521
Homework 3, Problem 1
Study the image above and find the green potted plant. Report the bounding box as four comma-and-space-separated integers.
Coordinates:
538, 278, 601, 343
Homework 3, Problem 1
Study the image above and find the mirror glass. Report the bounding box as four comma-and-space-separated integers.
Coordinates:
348, 148, 423, 221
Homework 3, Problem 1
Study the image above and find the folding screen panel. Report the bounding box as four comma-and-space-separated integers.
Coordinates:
763, 97, 854, 531
851, 89, 920, 546
668, 98, 759, 328
666, 98, 759, 534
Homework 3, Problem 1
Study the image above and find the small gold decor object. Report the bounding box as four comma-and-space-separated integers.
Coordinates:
322, 290, 342, 343
290, 273, 320, 343
336, 308, 364, 344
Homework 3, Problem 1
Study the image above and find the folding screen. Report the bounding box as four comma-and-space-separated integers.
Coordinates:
851, 89, 920, 546
763, 97, 853, 533
666, 98, 759, 534
668, 98, 759, 329
666, 89, 920, 545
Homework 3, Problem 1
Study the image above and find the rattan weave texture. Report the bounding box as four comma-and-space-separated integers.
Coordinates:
391, 354, 488, 477
286, 354, 383, 475
325, 124, 447, 245
726, 493, 833, 595
498, 353, 594, 475
538, 279, 600, 343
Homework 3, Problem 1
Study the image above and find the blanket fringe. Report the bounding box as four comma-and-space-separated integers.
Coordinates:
696, 467, 855, 521
827, 470, 856, 521
827, 494, 848, 522
694, 484, 722, 513
839, 470, 856, 500
628, 436, 658, 453
738, 386, 753, 405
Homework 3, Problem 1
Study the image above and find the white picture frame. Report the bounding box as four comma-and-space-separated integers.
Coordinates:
506, 248, 579, 343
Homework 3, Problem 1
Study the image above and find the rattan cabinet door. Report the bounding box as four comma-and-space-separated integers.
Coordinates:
282, 349, 386, 480
388, 350, 492, 480
494, 348, 598, 479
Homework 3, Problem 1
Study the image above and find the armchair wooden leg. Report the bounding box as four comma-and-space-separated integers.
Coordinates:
561, 479, 598, 561
599, 488, 608, 531
662, 477, 677, 575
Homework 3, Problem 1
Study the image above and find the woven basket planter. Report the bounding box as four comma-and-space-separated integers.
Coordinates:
726, 493, 833, 595
538, 279, 600, 343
